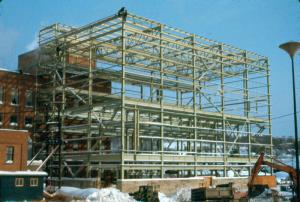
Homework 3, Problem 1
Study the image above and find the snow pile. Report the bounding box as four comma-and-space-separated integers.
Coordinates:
159, 188, 191, 202
172, 188, 191, 202
278, 190, 293, 201
250, 189, 273, 202
57, 187, 98, 199
55, 186, 192, 202
88, 188, 135, 202
159, 192, 175, 202
56, 186, 135, 202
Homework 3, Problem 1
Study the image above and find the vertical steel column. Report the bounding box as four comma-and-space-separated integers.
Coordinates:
199, 82, 202, 110
87, 46, 93, 178
243, 51, 251, 170
266, 59, 273, 162
266, 59, 272, 145
48, 33, 58, 184
133, 106, 139, 153
219, 44, 226, 176
126, 111, 130, 150
150, 71, 153, 102
176, 76, 179, 106
120, 17, 126, 179
159, 25, 164, 178
243, 52, 249, 116
59, 40, 67, 188
192, 34, 198, 176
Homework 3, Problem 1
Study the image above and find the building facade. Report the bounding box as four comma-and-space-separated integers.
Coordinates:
0, 69, 35, 171
0, 69, 35, 129
0, 129, 28, 171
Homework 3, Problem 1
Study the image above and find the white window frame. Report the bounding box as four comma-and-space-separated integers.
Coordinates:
15, 178, 24, 187
30, 178, 39, 187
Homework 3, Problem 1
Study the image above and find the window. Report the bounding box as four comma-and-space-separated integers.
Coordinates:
0, 86, 3, 104
25, 117, 33, 128
6, 146, 14, 163
11, 88, 19, 105
25, 91, 33, 107
30, 178, 38, 187
15, 178, 24, 187
10, 115, 18, 126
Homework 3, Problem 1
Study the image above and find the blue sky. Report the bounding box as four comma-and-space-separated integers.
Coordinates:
0, 0, 299, 137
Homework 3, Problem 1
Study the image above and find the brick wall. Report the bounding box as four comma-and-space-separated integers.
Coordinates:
18, 50, 112, 95
0, 129, 28, 171
18, 50, 96, 74
0, 70, 35, 129
18, 49, 40, 75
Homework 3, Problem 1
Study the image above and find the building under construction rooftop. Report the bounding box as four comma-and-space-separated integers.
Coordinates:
20, 9, 272, 186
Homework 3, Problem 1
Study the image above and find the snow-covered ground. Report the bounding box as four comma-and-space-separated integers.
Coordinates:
159, 188, 191, 202
51, 186, 192, 202
50, 184, 294, 202
54, 187, 135, 202
48, 153, 296, 202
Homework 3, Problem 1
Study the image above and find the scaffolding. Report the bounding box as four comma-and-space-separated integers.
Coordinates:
34, 9, 272, 182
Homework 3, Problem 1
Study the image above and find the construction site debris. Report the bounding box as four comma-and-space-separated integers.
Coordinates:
130, 185, 159, 202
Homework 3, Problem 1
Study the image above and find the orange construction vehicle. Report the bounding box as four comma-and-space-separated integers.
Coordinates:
248, 152, 297, 197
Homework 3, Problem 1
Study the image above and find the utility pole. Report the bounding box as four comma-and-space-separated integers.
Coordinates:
279, 41, 300, 198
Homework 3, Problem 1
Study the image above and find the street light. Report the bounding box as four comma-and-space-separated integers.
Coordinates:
279, 41, 300, 198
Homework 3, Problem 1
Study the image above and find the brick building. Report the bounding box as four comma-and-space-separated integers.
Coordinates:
0, 68, 35, 129
0, 68, 35, 171
0, 129, 28, 171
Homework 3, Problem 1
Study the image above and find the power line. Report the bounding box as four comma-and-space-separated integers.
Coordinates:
272, 111, 300, 120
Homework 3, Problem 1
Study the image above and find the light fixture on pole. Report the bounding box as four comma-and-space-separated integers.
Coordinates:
279, 41, 300, 198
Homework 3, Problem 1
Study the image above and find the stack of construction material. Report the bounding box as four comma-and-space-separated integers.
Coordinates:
191, 187, 233, 201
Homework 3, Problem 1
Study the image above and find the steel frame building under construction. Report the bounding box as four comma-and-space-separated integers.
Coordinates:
31, 9, 272, 184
